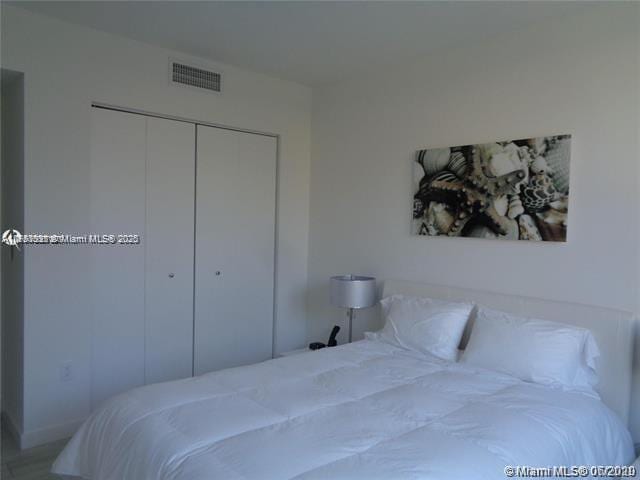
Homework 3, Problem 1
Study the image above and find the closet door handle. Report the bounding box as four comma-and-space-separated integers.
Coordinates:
215, 271, 222, 276
168, 273, 175, 278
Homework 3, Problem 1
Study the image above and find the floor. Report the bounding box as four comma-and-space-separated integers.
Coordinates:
1, 426, 67, 480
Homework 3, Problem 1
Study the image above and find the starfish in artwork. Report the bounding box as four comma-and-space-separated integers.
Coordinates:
423, 147, 526, 236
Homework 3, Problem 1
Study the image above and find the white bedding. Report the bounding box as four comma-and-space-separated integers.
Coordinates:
53, 339, 634, 480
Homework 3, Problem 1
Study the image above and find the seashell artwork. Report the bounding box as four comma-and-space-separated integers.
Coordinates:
493, 195, 509, 217
423, 202, 455, 236
549, 196, 568, 212
530, 156, 551, 175
467, 218, 519, 240
447, 151, 467, 179
543, 136, 571, 194
412, 134, 570, 242
507, 195, 525, 219
518, 214, 543, 241
536, 208, 567, 227
521, 173, 558, 212
417, 147, 451, 176
430, 170, 459, 184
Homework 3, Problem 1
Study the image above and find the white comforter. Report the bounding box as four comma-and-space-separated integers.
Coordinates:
53, 340, 634, 479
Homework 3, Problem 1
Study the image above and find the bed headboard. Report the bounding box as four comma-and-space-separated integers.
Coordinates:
382, 279, 635, 425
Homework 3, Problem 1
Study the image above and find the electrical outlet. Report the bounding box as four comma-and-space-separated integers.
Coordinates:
59, 362, 73, 382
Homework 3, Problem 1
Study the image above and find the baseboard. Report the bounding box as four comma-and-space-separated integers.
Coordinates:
18, 418, 84, 449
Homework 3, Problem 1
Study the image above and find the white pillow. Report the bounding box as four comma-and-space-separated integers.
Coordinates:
376, 295, 474, 361
461, 306, 600, 389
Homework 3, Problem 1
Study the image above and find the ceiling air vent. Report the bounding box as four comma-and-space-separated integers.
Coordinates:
170, 60, 221, 93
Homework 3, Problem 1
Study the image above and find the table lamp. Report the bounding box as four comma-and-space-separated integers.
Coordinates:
330, 275, 377, 343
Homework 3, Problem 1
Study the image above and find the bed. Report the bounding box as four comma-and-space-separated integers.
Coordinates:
53, 280, 636, 479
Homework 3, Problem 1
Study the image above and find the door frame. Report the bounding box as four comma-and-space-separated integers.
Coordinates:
92, 102, 278, 138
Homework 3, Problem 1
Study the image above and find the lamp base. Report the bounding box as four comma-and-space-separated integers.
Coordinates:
347, 308, 355, 343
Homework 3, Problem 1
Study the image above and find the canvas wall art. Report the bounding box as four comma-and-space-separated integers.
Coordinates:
412, 135, 571, 241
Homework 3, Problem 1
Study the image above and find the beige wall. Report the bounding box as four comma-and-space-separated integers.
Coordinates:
308, 4, 640, 441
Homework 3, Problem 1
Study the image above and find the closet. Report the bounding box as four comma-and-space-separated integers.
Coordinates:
194, 125, 276, 375
89, 107, 276, 409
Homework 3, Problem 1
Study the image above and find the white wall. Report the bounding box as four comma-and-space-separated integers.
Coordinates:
308, 4, 640, 440
1, 70, 25, 438
1, 6, 311, 447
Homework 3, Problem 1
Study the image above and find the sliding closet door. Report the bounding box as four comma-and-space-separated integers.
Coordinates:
194, 126, 276, 375
90, 108, 146, 408
145, 117, 195, 384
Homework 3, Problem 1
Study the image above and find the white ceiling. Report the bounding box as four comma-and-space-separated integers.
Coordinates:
15, 1, 587, 86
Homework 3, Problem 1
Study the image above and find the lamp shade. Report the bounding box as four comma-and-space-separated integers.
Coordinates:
330, 275, 377, 309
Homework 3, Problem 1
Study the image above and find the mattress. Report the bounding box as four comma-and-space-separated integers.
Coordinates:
53, 339, 634, 479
